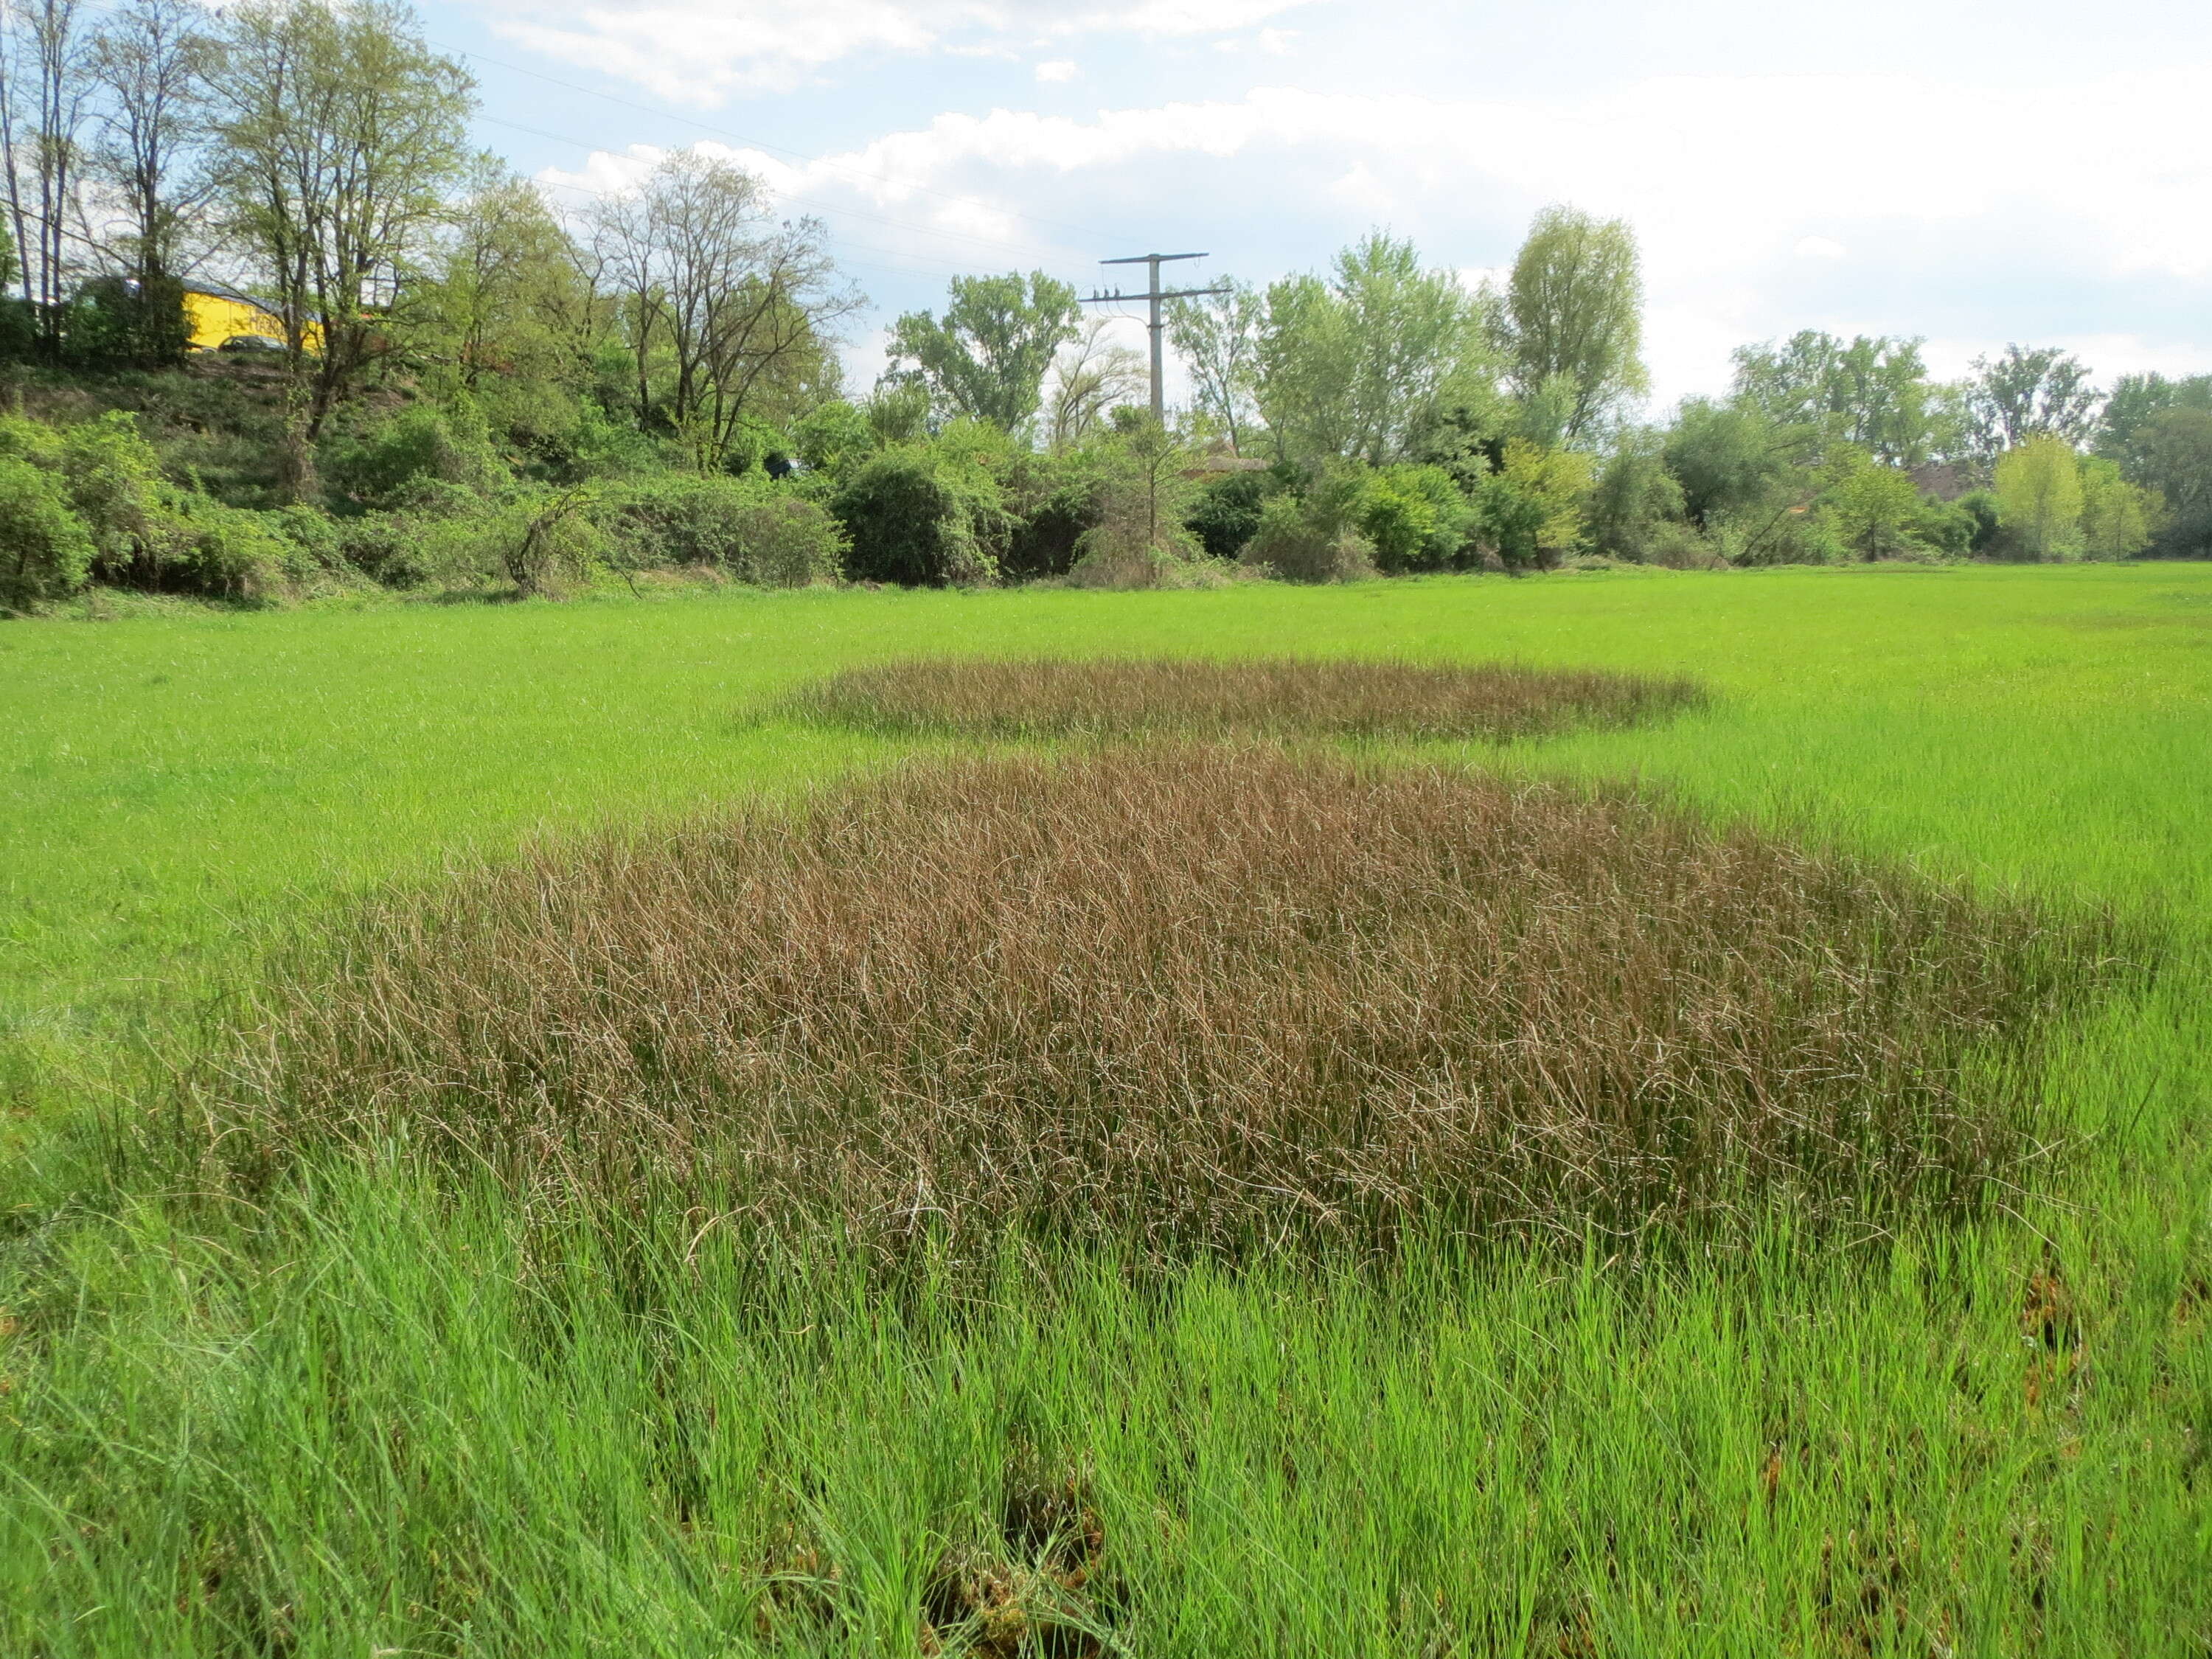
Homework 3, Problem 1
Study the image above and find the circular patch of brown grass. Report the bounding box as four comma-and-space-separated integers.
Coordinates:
214, 745, 2117, 1260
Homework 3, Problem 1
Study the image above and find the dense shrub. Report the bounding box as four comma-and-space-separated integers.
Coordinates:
321, 400, 507, 512
832, 446, 1006, 585
1587, 432, 1688, 562
1001, 448, 1106, 580
1358, 463, 1471, 573
166, 495, 296, 598
1475, 439, 1593, 571
594, 475, 842, 586
0, 454, 93, 611
1239, 486, 1377, 583
1183, 469, 1270, 560
57, 410, 174, 583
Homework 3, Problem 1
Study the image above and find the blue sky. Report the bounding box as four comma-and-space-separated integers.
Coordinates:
426, 0, 2212, 408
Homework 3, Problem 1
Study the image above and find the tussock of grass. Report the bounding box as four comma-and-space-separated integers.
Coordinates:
214, 745, 2115, 1259
781, 654, 1706, 742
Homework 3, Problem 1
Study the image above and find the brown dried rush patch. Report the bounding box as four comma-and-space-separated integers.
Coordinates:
218, 745, 2115, 1259
779, 655, 1705, 743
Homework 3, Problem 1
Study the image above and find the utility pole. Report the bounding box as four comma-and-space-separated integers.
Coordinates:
1083, 252, 1229, 423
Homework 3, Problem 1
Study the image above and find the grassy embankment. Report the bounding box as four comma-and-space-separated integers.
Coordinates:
2, 564, 2209, 1654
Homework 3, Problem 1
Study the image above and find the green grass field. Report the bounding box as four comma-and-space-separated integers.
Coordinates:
4, 565, 2209, 1655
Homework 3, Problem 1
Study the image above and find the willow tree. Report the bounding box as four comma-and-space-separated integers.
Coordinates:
1498, 205, 1648, 443
1254, 233, 1490, 467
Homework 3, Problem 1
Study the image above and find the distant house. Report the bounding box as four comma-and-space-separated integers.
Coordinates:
181, 285, 321, 352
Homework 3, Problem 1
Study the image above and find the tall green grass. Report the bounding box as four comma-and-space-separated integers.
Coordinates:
4, 565, 2211, 1653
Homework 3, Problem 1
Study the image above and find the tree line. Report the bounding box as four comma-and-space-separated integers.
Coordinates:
0, 0, 2205, 613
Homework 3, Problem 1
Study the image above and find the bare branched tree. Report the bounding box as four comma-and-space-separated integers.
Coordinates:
1044, 317, 1146, 452
86, 0, 213, 288
0, 0, 97, 341
590, 150, 861, 471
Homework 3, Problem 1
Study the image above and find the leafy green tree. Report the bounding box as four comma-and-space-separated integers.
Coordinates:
1255, 233, 1492, 467
408, 170, 595, 435
1993, 434, 2084, 560
1586, 427, 1686, 560
790, 400, 874, 477
2077, 455, 2156, 560
1732, 332, 1938, 465
1663, 398, 1804, 527
2097, 372, 2212, 481
1818, 447, 1923, 560
2135, 407, 2212, 555
1962, 345, 2101, 459
1477, 439, 1593, 571
1166, 279, 1262, 453
1497, 206, 1648, 442
888, 271, 1079, 434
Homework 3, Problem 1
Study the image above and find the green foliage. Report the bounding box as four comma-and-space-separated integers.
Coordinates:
1994, 436, 2087, 561
999, 445, 1108, 581
833, 445, 1007, 585
166, 494, 299, 597
1818, 447, 1927, 560
0, 454, 94, 610
790, 399, 875, 478
58, 410, 178, 584
1663, 398, 1804, 529
1964, 345, 2102, 458
1587, 428, 1686, 562
1255, 234, 1493, 467
1732, 332, 1939, 466
1183, 469, 1272, 561
1060, 417, 1212, 588
1166, 282, 1262, 453
2096, 372, 2212, 482
1498, 206, 1648, 442
863, 378, 933, 448
321, 399, 508, 512
2077, 456, 2157, 560
888, 271, 1081, 433
1239, 467, 1377, 582
1476, 438, 1593, 571
2132, 407, 2212, 557
1955, 489, 2003, 555
595, 475, 843, 587
1357, 462, 1470, 573
60, 275, 192, 369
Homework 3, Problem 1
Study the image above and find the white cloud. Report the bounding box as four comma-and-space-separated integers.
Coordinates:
1034, 58, 1077, 82
535, 66, 2212, 401
472, 0, 1320, 100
